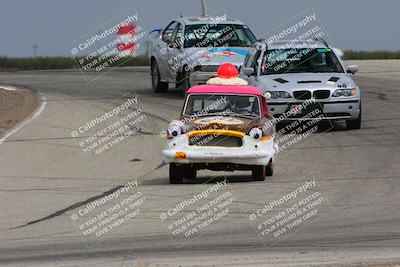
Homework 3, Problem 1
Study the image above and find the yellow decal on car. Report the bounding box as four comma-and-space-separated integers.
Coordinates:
188, 129, 245, 138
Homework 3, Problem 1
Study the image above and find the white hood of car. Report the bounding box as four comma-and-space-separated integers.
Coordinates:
255, 73, 356, 93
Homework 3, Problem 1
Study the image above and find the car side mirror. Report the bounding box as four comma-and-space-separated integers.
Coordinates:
242, 67, 255, 76
346, 65, 359, 74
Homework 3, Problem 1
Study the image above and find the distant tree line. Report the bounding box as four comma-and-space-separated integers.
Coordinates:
1, 51, 400, 70
0, 56, 149, 70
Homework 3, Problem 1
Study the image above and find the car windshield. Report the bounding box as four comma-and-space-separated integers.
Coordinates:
260, 48, 345, 74
184, 94, 260, 118
184, 24, 256, 48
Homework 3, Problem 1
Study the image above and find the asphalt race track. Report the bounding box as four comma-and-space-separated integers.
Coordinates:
0, 64, 399, 266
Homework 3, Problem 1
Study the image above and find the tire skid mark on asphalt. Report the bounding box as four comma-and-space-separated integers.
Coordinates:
137, 93, 183, 107
129, 106, 170, 124
364, 91, 388, 101
8, 184, 125, 230
0, 131, 157, 143
7, 161, 166, 231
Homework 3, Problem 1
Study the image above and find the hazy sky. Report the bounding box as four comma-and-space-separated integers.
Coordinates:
0, 0, 399, 57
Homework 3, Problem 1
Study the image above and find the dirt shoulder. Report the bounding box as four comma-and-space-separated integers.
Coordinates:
0, 87, 38, 136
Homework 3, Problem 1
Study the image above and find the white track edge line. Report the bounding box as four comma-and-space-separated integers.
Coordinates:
0, 88, 47, 145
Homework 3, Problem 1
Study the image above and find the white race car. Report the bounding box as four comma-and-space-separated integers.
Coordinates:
241, 39, 362, 130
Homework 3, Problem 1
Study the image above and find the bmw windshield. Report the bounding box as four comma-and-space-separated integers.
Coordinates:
261, 48, 345, 74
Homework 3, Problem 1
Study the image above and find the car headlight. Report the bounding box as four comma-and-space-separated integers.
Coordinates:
267, 91, 291, 99
332, 88, 357, 97
249, 127, 263, 140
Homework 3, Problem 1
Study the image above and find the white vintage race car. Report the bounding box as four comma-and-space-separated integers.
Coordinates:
162, 63, 278, 184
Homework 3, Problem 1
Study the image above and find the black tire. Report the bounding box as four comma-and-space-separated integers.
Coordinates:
151, 60, 168, 93
252, 165, 266, 181
179, 68, 191, 93
184, 168, 197, 180
265, 160, 274, 177
346, 102, 362, 130
169, 163, 184, 184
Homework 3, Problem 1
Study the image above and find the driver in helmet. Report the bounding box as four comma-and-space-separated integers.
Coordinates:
234, 98, 253, 114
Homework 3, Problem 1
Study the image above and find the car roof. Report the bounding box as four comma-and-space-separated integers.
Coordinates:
187, 85, 262, 95
264, 39, 329, 50
177, 16, 245, 25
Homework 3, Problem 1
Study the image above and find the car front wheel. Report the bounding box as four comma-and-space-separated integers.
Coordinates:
252, 165, 266, 181
184, 168, 197, 180
178, 68, 190, 93
151, 60, 168, 93
266, 161, 274, 177
169, 163, 184, 184
346, 102, 361, 130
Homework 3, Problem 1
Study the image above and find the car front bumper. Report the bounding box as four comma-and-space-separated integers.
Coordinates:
162, 135, 278, 166
267, 99, 360, 121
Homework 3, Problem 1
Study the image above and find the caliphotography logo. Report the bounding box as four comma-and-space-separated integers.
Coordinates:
67, 5, 148, 82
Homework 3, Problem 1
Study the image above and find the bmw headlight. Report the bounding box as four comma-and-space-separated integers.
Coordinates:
332, 88, 357, 97
267, 91, 291, 99
249, 127, 263, 140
